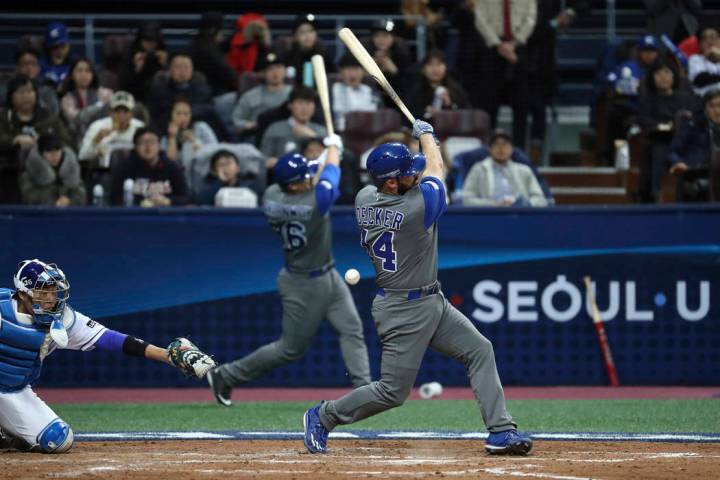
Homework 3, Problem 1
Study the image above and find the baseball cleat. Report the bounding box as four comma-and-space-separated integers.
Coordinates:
303, 402, 329, 454
485, 429, 533, 455
207, 368, 232, 407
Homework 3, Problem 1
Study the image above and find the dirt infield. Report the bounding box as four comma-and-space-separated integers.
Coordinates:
5, 440, 720, 479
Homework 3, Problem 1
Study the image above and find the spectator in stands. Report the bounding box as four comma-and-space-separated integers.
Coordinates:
227, 13, 271, 75
147, 54, 214, 131
526, 0, 589, 162
232, 51, 291, 137
667, 90, 720, 201
331, 53, 380, 132
462, 129, 547, 207
0, 75, 70, 204
363, 19, 413, 93
79, 91, 144, 164
688, 26, 720, 97
398, 0, 445, 49
0, 50, 60, 115
121, 21, 168, 103
473, 0, 537, 150
60, 57, 114, 147
260, 86, 326, 166
0, 74, 70, 158
405, 50, 470, 120
195, 149, 263, 205
19, 133, 85, 206
637, 60, 694, 202
110, 127, 188, 206
161, 97, 218, 185
604, 35, 661, 163
283, 14, 332, 86
40, 22, 75, 90
645, 0, 702, 44
451, 0, 487, 109
191, 11, 238, 96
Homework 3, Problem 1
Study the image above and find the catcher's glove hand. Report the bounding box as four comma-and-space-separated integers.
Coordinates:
167, 337, 216, 379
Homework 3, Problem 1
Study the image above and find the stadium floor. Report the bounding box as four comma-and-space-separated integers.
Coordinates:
37, 386, 720, 403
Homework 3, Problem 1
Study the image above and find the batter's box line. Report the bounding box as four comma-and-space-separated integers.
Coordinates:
74, 431, 720, 443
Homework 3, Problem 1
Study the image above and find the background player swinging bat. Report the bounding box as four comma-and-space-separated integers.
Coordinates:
338, 28, 416, 124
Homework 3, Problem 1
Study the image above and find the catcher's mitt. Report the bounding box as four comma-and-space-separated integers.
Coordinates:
167, 337, 216, 379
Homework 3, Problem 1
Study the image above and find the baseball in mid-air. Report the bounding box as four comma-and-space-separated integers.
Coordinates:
344, 268, 360, 285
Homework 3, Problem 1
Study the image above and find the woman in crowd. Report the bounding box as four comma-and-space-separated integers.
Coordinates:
283, 14, 332, 85
121, 21, 168, 102
161, 97, 218, 189
405, 50, 470, 120
60, 57, 114, 147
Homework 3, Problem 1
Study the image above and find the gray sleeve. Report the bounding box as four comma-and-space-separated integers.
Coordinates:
522, 167, 548, 207
194, 121, 218, 146
260, 124, 281, 158
232, 91, 254, 128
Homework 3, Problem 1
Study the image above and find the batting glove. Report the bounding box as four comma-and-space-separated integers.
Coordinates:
412, 119, 439, 144
323, 133, 343, 151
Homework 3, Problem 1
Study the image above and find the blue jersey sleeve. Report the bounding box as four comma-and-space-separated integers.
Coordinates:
315, 164, 341, 216
419, 176, 447, 229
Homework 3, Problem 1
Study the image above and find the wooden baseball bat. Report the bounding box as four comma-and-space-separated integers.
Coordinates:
311, 54, 334, 137
584, 276, 620, 387
338, 27, 416, 125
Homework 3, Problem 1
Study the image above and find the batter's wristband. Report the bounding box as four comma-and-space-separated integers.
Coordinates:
122, 335, 149, 358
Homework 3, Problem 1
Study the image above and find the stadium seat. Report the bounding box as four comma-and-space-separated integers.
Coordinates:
430, 109, 490, 143
343, 109, 402, 156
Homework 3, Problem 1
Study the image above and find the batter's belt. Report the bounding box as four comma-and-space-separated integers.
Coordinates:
377, 281, 440, 300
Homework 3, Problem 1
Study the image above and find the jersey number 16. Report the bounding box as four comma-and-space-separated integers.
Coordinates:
360, 229, 397, 272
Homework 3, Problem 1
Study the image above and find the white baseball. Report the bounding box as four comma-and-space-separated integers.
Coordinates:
419, 382, 443, 399
344, 268, 360, 285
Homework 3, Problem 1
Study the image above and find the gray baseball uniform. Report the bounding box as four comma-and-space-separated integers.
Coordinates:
217, 166, 371, 388
319, 176, 516, 432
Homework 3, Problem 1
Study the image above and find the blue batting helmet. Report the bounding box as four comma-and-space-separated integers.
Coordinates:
13, 259, 69, 327
273, 152, 311, 185
366, 143, 426, 181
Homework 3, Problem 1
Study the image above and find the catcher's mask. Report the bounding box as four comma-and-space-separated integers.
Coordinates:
13, 259, 70, 327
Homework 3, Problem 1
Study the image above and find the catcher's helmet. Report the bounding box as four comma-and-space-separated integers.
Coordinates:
273, 152, 311, 185
366, 143, 426, 181
13, 259, 69, 326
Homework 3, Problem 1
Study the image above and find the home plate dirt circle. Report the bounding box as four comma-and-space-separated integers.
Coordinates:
4, 440, 720, 479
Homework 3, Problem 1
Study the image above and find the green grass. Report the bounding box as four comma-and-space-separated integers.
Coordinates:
50, 399, 720, 433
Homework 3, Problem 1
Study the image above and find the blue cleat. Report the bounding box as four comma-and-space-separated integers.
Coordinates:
485, 429, 533, 455
303, 402, 329, 454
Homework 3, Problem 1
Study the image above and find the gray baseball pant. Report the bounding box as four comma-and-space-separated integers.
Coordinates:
218, 268, 371, 388
320, 290, 516, 432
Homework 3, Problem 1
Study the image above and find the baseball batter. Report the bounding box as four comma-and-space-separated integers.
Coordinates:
0, 259, 214, 453
208, 135, 371, 405
303, 120, 533, 455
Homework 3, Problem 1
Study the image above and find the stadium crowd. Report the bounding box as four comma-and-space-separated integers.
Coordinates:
0, 0, 718, 207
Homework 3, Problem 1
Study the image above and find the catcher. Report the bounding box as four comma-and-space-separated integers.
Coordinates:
0, 259, 215, 453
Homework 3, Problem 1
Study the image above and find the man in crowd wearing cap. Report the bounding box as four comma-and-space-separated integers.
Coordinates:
232, 51, 292, 139
20, 133, 85, 206
260, 86, 326, 166
79, 91, 145, 165
40, 22, 75, 90
109, 127, 189, 206
331, 53, 381, 132
462, 129, 547, 207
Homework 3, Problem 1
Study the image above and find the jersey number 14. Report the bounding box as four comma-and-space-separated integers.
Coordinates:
360, 229, 397, 272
